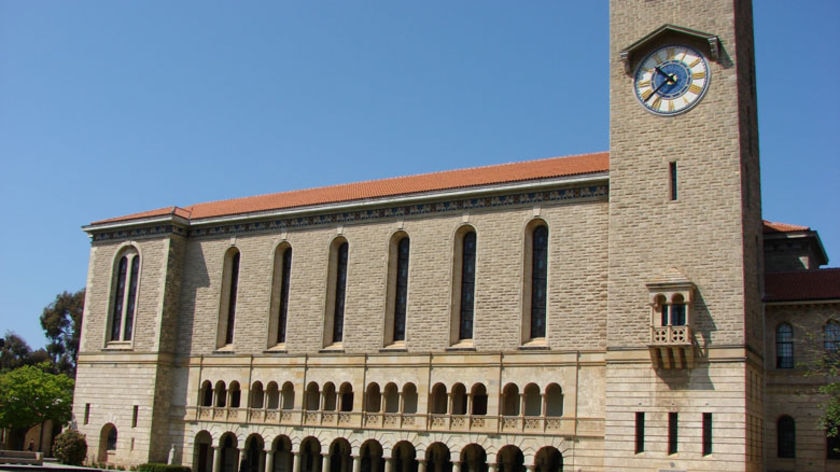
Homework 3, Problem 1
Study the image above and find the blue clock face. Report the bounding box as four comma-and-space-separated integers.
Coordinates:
634, 45, 710, 115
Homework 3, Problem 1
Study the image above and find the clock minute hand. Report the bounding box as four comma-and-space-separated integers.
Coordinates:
645, 76, 671, 103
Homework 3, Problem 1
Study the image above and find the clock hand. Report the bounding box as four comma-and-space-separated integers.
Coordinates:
654, 66, 677, 84
645, 77, 671, 102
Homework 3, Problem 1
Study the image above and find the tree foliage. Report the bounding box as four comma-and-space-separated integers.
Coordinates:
40, 289, 85, 377
53, 429, 88, 465
0, 364, 74, 431
813, 347, 840, 438
0, 332, 32, 372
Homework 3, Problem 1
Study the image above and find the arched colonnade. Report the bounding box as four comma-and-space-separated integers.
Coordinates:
193, 432, 564, 472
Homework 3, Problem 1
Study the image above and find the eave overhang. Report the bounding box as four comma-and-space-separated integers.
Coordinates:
619, 24, 721, 74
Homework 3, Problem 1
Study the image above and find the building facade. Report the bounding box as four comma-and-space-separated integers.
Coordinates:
72, 1, 840, 471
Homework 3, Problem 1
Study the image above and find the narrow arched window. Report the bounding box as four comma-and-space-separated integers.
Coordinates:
458, 230, 477, 340
778, 415, 796, 458
109, 248, 140, 342
776, 323, 794, 369
218, 248, 241, 347
528, 224, 548, 339
826, 321, 840, 352
271, 245, 293, 345
325, 239, 349, 346
393, 236, 410, 342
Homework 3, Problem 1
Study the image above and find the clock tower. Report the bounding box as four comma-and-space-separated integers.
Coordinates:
606, 0, 763, 470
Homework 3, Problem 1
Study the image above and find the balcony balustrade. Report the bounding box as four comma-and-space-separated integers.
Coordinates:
187, 406, 583, 436
648, 325, 695, 369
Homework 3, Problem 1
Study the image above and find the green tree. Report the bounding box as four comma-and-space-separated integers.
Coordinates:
0, 332, 33, 372
40, 289, 85, 377
0, 364, 74, 448
814, 348, 840, 439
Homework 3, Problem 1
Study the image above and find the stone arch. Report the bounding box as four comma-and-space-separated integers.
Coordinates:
251, 381, 265, 409
501, 384, 519, 416
451, 383, 467, 415
329, 438, 353, 472
392, 441, 418, 472
266, 382, 280, 409
281, 381, 295, 410
305, 382, 320, 411
299, 436, 322, 472
194, 430, 213, 472
425, 442, 452, 472
229, 381, 242, 408
339, 382, 354, 412
523, 384, 540, 416
360, 439, 384, 472
533, 447, 562, 472
383, 383, 399, 413
98, 423, 118, 463
544, 384, 563, 417
271, 435, 293, 472
460, 444, 487, 472
430, 383, 447, 414
215, 381, 227, 407
470, 384, 488, 416
219, 433, 239, 472
323, 382, 338, 411
244, 433, 265, 472
200, 380, 213, 407
402, 383, 418, 414
366, 383, 382, 412
496, 445, 524, 472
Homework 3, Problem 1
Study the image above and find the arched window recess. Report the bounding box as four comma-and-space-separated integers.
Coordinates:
646, 268, 695, 369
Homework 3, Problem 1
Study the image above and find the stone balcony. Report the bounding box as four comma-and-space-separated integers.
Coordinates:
187, 407, 600, 437
648, 325, 695, 369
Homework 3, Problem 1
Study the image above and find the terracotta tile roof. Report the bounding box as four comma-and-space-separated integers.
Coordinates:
763, 220, 810, 233
92, 152, 609, 225
765, 268, 840, 302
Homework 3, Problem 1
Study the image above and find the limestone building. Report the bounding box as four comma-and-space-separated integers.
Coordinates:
73, 1, 840, 471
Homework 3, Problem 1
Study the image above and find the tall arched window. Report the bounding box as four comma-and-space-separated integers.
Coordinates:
325, 239, 349, 346
778, 415, 796, 458
218, 248, 241, 347
776, 323, 794, 369
525, 222, 548, 341
452, 228, 477, 343
109, 247, 140, 342
386, 234, 411, 345
825, 321, 840, 352
271, 245, 293, 346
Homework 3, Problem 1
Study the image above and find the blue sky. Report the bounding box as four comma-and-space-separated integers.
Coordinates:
1, 2, 837, 350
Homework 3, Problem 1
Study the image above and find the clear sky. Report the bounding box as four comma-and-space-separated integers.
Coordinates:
1, 2, 838, 350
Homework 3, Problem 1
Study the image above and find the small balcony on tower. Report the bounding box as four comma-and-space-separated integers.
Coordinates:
646, 270, 696, 369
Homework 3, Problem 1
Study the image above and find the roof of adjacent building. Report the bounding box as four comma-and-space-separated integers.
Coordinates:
765, 268, 840, 303
763, 220, 811, 233
91, 152, 609, 225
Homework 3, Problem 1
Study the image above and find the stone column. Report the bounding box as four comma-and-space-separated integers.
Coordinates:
519, 394, 525, 418
352, 455, 362, 472
321, 453, 330, 472
292, 452, 301, 472
488, 464, 497, 472
265, 450, 274, 472
417, 459, 426, 472
452, 461, 461, 472
385, 458, 394, 472
212, 447, 222, 472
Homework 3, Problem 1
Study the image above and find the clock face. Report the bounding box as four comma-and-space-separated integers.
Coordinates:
634, 45, 710, 116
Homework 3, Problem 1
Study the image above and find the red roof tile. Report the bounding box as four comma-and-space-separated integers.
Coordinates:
763, 220, 810, 233
765, 268, 840, 302
92, 152, 609, 225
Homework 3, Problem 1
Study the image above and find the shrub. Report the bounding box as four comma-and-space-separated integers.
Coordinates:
137, 463, 191, 472
53, 430, 88, 466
